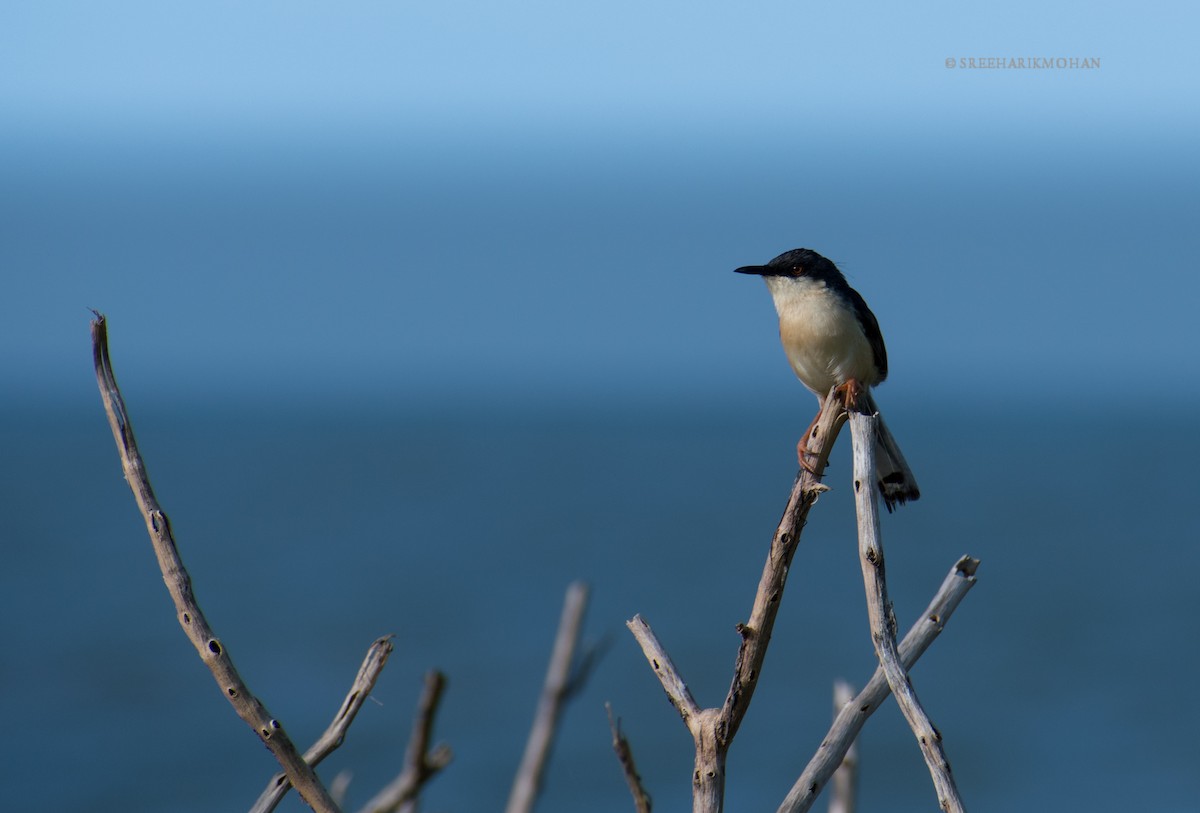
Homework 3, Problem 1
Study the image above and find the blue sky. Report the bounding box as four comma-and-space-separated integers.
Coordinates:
3, 1, 1197, 408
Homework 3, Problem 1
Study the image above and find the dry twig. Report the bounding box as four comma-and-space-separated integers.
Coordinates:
252, 636, 396, 813
848, 413, 964, 812
606, 703, 653, 813
827, 681, 858, 813
356, 671, 452, 813
506, 581, 592, 813
90, 313, 342, 813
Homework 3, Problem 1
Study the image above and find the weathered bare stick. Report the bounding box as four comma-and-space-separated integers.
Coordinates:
827, 681, 858, 813
721, 393, 848, 740
626, 615, 702, 726
252, 636, 396, 813
777, 555, 979, 813
90, 313, 342, 813
626, 615, 723, 811
506, 581, 592, 813
607, 703, 653, 813
849, 413, 964, 813
628, 393, 848, 813
356, 671, 452, 813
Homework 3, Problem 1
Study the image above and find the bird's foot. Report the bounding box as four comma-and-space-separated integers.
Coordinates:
796, 437, 820, 474
834, 379, 866, 412
797, 413, 823, 474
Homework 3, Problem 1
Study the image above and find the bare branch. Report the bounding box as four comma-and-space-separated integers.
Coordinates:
252, 636, 396, 813
506, 581, 592, 813
827, 681, 858, 813
777, 556, 978, 813
356, 671, 452, 813
690, 709, 727, 813
90, 313, 342, 813
626, 614, 702, 728
607, 704, 653, 813
848, 413, 964, 813
719, 391, 848, 741
628, 393, 848, 813
626, 615, 729, 810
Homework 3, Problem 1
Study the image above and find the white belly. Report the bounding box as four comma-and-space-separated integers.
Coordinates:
766, 276, 879, 396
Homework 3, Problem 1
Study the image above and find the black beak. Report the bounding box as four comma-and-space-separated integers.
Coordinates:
734, 265, 769, 276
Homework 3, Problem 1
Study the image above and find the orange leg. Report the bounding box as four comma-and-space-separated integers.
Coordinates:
796, 412, 821, 474
799, 380, 865, 473
834, 378, 865, 411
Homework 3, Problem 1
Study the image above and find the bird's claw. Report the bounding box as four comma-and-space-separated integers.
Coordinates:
834, 379, 865, 411
797, 438, 820, 475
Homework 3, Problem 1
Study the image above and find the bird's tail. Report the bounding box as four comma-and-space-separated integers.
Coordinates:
862, 392, 921, 512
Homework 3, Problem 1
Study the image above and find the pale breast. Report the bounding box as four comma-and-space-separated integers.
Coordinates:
768, 277, 880, 395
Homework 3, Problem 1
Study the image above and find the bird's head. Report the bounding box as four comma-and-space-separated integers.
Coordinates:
734, 248, 845, 285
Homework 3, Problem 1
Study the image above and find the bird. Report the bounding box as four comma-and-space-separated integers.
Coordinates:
735, 248, 920, 511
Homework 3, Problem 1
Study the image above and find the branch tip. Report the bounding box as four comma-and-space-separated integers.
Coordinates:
954, 556, 980, 578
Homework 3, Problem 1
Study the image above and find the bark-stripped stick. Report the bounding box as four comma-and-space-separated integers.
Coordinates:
90, 313, 342, 813
777, 556, 978, 813
252, 636, 395, 813
627, 392, 848, 813
849, 412, 964, 813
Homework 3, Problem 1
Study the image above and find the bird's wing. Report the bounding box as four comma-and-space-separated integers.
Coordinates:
846, 287, 888, 382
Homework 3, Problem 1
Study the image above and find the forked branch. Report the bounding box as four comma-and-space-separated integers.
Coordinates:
777, 555, 978, 813
627, 392, 848, 813
506, 581, 593, 813
252, 636, 396, 813
356, 670, 452, 813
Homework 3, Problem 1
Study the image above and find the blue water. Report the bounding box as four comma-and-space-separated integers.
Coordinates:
3, 86, 1198, 810
3, 393, 1197, 812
